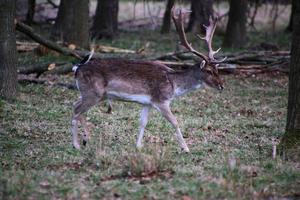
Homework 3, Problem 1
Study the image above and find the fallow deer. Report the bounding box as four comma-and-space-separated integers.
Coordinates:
71, 8, 226, 152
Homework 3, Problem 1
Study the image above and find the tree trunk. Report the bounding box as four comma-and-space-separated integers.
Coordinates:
286, 2, 294, 32
92, 0, 119, 39
0, 0, 18, 99
161, 0, 175, 34
186, 0, 213, 34
26, 0, 35, 25
223, 0, 248, 48
280, 0, 300, 161
52, 0, 89, 48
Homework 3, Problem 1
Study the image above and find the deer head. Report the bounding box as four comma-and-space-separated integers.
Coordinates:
171, 8, 226, 91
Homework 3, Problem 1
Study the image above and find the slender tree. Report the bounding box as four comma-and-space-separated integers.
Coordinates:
280, 0, 300, 160
286, 2, 294, 32
0, 0, 18, 99
52, 0, 89, 48
26, 0, 35, 25
161, 0, 175, 34
223, 0, 248, 48
186, 0, 213, 34
92, 0, 119, 39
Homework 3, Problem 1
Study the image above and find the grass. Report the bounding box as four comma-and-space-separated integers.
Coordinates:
1, 71, 299, 199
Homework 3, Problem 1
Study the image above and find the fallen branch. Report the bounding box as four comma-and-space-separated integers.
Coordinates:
16, 21, 142, 60
18, 62, 67, 77
16, 41, 39, 52
94, 44, 136, 54
158, 61, 193, 67
18, 77, 77, 90
223, 51, 290, 64
152, 51, 190, 61
16, 21, 82, 59
43, 63, 73, 75
155, 50, 290, 74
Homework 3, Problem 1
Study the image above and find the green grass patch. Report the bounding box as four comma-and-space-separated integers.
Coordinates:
1, 73, 299, 199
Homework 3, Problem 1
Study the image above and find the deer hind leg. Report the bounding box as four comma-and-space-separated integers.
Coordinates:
136, 106, 150, 149
106, 99, 113, 114
155, 102, 190, 152
71, 95, 100, 149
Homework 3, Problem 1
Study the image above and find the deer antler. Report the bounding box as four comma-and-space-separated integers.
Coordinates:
171, 8, 226, 64
197, 17, 226, 63
171, 8, 209, 64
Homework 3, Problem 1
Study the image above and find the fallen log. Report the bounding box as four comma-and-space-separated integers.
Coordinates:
18, 77, 77, 90
223, 51, 290, 64
16, 21, 140, 60
16, 41, 39, 52
44, 63, 73, 75
152, 51, 189, 61
155, 50, 290, 74
16, 21, 82, 59
18, 62, 67, 77
94, 44, 136, 54
158, 61, 193, 67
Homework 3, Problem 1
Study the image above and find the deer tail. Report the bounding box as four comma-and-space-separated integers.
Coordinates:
72, 49, 95, 73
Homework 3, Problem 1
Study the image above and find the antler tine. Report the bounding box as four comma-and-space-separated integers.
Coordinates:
171, 8, 209, 63
198, 17, 225, 63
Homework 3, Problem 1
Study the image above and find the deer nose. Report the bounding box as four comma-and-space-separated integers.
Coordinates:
218, 85, 224, 91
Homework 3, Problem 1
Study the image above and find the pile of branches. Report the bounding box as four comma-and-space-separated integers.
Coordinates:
16, 20, 289, 88
156, 50, 290, 75
219, 50, 290, 74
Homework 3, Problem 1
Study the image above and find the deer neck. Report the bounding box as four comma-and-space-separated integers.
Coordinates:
170, 68, 204, 97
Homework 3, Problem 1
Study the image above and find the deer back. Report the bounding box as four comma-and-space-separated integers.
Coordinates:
75, 59, 175, 103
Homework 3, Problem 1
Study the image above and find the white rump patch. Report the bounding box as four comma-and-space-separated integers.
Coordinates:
72, 65, 79, 72
72, 49, 95, 73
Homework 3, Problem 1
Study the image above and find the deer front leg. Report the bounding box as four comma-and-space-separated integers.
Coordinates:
136, 106, 150, 149
71, 100, 81, 149
78, 116, 90, 146
71, 95, 100, 149
156, 102, 190, 152
71, 114, 80, 149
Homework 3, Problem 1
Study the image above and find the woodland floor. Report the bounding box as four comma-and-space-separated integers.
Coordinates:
1, 3, 300, 199
1, 67, 300, 199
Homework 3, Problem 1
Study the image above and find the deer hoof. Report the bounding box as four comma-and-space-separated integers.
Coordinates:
73, 143, 80, 149
182, 147, 190, 153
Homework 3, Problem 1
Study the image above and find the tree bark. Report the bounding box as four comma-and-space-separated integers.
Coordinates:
280, 0, 300, 160
26, 0, 35, 25
0, 0, 18, 99
92, 0, 119, 39
161, 0, 175, 34
286, 2, 294, 32
51, 0, 89, 48
186, 0, 213, 34
223, 0, 248, 48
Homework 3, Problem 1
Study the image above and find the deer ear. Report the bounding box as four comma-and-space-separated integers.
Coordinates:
200, 60, 206, 69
